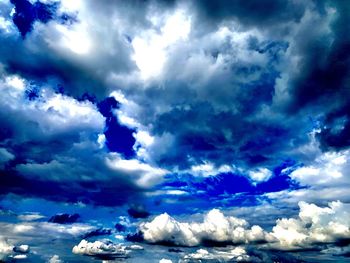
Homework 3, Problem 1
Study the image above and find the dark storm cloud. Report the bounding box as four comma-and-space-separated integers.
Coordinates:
127, 205, 151, 219
277, 0, 350, 151
151, 102, 293, 169
192, 0, 306, 27
112, 0, 350, 175
0, 0, 337, 174
0, 169, 141, 207
48, 213, 80, 224
82, 228, 112, 239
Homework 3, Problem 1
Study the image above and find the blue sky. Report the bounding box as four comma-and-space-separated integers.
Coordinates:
0, 0, 350, 262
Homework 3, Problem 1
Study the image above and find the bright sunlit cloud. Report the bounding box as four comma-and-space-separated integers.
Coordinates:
132, 10, 191, 80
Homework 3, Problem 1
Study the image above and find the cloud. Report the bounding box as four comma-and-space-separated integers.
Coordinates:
0, 0, 349, 261
0, 0, 347, 210
72, 239, 144, 260
13, 244, 29, 254
48, 255, 63, 263
140, 209, 269, 246
265, 149, 350, 204
127, 205, 151, 219
0, 148, 14, 168
289, 150, 350, 187
183, 247, 249, 262
0, 0, 347, 180
0, 74, 169, 206
321, 245, 350, 257
0, 238, 30, 261
248, 168, 273, 184
270, 200, 350, 250
192, 0, 306, 27
138, 201, 350, 253
18, 212, 45, 222
82, 228, 112, 239
48, 213, 80, 224
72, 239, 129, 260
0, 238, 14, 261
0, 221, 94, 239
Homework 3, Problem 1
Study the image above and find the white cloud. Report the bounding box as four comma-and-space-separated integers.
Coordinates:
0, 15, 14, 34
140, 209, 269, 246
48, 255, 63, 263
265, 149, 350, 205
106, 154, 168, 188
139, 201, 350, 252
132, 9, 191, 80
72, 239, 144, 259
0, 238, 14, 261
0, 75, 104, 141
54, 22, 91, 55
248, 168, 273, 184
72, 239, 129, 258
290, 150, 349, 187
18, 212, 45, 222
14, 244, 30, 253
183, 247, 249, 262
0, 238, 30, 261
159, 259, 173, 263
12, 254, 27, 259
189, 162, 234, 177
270, 201, 350, 250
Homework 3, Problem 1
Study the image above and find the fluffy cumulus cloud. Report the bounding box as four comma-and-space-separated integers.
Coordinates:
270, 200, 350, 250
139, 202, 350, 253
72, 239, 129, 259
140, 209, 269, 246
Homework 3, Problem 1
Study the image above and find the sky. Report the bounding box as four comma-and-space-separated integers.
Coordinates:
0, 0, 350, 262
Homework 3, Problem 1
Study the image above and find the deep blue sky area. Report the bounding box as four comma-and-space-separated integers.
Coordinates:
0, 0, 350, 262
